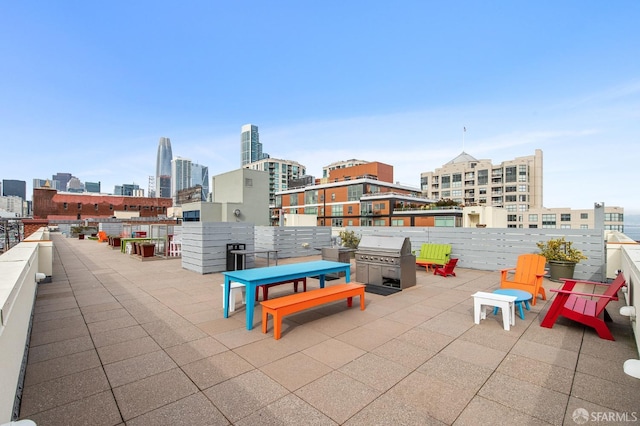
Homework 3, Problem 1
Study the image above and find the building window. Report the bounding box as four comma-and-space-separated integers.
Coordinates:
518, 185, 527, 192
529, 224, 538, 228
508, 214, 517, 222
347, 206, 353, 214
435, 217, 455, 227
528, 214, 538, 222
348, 184, 363, 201
605, 213, 624, 221
374, 219, 385, 226
332, 205, 343, 216
331, 218, 343, 226
63, 202, 68, 209
505, 195, 517, 202
289, 193, 299, 206
183, 210, 200, 222
452, 174, 462, 188
109, 204, 113, 210
505, 166, 517, 183
518, 164, 528, 182
94, 204, 99, 211
560, 224, 571, 229
580, 224, 589, 229
391, 219, 403, 226
580, 213, 588, 219
441, 175, 450, 189
477, 170, 488, 185
77, 203, 82, 209
561, 214, 571, 222
305, 190, 318, 204
347, 220, 354, 226
542, 214, 556, 228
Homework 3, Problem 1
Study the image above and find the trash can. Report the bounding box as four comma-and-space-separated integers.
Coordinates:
226, 243, 246, 271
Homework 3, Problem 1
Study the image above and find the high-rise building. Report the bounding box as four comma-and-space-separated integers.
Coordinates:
114, 183, 141, 196
85, 182, 101, 193
171, 157, 192, 204
2, 179, 27, 200
244, 158, 306, 209
241, 124, 269, 166
52, 173, 72, 192
156, 137, 173, 198
190, 163, 209, 200
420, 149, 543, 211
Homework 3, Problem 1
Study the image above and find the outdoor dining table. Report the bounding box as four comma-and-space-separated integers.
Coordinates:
222, 260, 351, 330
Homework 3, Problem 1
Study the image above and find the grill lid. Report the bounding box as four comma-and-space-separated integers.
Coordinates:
357, 235, 412, 255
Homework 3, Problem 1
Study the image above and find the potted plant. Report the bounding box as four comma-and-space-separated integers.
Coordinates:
536, 236, 587, 282
140, 242, 156, 258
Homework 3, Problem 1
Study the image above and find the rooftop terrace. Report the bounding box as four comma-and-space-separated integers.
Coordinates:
16, 234, 640, 425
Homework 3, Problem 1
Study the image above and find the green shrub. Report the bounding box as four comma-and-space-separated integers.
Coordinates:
339, 230, 360, 249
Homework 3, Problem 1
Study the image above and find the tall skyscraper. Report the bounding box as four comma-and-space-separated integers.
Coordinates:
52, 172, 72, 192
191, 163, 209, 200
156, 137, 173, 198
241, 124, 269, 166
171, 157, 192, 203
2, 179, 27, 200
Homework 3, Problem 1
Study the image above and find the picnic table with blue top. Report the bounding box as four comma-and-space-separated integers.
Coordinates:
222, 260, 352, 330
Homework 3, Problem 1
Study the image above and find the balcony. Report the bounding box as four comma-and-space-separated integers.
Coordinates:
2, 231, 639, 424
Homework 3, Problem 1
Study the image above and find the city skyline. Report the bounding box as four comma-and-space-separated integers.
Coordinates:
1, 2, 638, 212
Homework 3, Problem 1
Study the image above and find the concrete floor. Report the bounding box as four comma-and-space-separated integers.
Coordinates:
18, 233, 640, 425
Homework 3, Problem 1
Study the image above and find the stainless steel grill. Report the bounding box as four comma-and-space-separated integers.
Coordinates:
355, 235, 416, 292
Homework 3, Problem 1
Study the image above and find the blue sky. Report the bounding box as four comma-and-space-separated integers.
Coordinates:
1, 1, 639, 213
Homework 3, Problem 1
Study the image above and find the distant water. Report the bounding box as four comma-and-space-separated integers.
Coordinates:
625, 214, 640, 242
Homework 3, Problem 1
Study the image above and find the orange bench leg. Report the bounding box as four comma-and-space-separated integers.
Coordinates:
273, 311, 282, 340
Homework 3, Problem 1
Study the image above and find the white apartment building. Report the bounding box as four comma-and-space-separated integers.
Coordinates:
520, 205, 624, 232
421, 149, 543, 211
422, 149, 625, 231
243, 157, 306, 208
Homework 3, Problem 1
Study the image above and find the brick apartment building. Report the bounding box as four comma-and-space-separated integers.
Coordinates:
32, 188, 173, 221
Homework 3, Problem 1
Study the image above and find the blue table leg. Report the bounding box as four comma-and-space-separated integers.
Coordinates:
319, 274, 325, 288
516, 302, 525, 320
346, 267, 351, 283
223, 278, 230, 318
495, 301, 526, 320
245, 284, 256, 330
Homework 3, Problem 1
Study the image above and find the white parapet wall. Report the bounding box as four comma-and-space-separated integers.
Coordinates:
0, 228, 52, 422
620, 244, 640, 378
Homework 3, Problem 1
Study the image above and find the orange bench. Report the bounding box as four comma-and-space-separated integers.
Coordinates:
261, 283, 366, 340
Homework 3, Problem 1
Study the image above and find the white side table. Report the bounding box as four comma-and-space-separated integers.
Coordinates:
472, 291, 517, 331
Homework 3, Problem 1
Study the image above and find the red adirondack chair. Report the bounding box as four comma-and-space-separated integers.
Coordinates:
540, 273, 627, 340
434, 258, 458, 277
